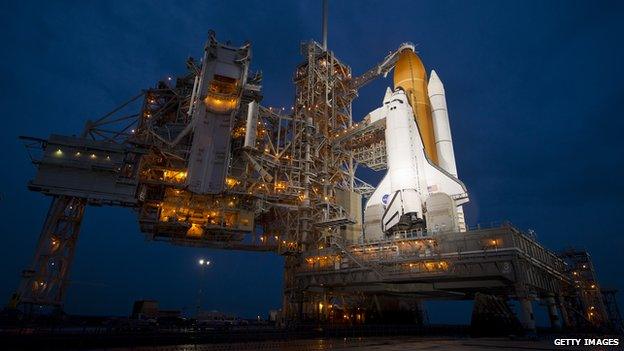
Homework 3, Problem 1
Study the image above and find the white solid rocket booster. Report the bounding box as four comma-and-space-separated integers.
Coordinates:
428, 70, 466, 231
428, 70, 456, 177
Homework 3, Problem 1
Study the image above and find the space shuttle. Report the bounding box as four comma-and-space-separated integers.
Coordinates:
363, 44, 468, 241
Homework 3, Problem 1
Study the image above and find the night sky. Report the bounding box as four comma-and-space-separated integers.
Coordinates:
1, 1, 623, 324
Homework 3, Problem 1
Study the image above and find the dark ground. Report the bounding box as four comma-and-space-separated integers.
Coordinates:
1, 324, 620, 351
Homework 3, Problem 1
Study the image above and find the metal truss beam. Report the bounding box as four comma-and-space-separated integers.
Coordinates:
10, 196, 86, 311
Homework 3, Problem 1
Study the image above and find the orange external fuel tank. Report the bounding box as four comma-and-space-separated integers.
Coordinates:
393, 46, 438, 165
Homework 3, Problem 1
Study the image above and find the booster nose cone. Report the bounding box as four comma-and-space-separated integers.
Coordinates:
393, 47, 438, 164
427, 69, 445, 95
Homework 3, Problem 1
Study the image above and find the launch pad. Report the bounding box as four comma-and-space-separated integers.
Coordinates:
8, 29, 621, 335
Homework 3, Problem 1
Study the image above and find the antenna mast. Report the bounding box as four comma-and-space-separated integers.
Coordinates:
322, 0, 328, 50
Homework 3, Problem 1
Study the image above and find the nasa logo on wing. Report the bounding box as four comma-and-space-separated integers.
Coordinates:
382, 194, 389, 205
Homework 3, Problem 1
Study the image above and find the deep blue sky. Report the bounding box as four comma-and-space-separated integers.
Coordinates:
1, 1, 623, 323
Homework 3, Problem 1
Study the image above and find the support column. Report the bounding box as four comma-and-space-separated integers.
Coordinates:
414, 299, 427, 325
518, 297, 536, 332
281, 255, 300, 327
557, 294, 572, 329
10, 196, 86, 313
545, 295, 562, 330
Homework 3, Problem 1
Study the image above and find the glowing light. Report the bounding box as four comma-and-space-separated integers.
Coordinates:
54, 149, 63, 157
164, 169, 187, 183
204, 76, 238, 112
187, 223, 204, 237
226, 177, 239, 188
274, 181, 288, 191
